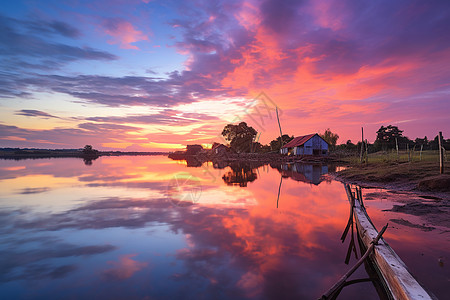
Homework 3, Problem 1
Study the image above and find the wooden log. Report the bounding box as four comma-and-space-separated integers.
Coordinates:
320, 218, 388, 300
347, 184, 436, 300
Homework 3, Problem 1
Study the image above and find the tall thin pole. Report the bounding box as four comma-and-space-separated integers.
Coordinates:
365, 139, 369, 163
360, 127, 364, 164
395, 138, 399, 161
420, 144, 423, 161
276, 107, 283, 150
439, 131, 444, 174
407, 143, 410, 162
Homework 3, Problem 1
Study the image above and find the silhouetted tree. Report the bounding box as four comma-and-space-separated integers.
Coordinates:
269, 134, 294, 151
320, 128, 339, 150
373, 125, 410, 151
221, 122, 257, 153
81, 145, 99, 158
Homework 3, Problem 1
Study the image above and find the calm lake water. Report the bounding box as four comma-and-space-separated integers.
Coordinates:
0, 156, 448, 299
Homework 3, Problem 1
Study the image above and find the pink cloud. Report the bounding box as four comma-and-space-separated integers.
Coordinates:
103, 18, 149, 49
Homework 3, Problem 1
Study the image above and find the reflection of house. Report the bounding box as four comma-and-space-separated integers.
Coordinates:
279, 163, 328, 185
211, 143, 229, 155
280, 134, 328, 156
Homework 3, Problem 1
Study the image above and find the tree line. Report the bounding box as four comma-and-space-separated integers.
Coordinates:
221, 122, 339, 153
336, 125, 449, 153
220, 122, 448, 154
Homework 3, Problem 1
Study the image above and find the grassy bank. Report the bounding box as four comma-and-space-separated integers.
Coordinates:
336, 150, 450, 193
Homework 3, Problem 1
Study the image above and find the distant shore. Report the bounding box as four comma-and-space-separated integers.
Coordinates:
0, 148, 168, 160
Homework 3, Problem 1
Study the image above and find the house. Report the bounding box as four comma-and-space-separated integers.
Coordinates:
280, 134, 328, 156
211, 142, 229, 155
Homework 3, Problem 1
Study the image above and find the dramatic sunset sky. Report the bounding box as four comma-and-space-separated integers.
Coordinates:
1, 0, 449, 151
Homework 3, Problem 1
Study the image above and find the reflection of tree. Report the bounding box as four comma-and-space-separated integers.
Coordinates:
222, 164, 257, 187
83, 158, 95, 165
81, 145, 99, 165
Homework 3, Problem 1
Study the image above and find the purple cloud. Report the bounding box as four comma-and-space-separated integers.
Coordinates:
15, 110, 60, 119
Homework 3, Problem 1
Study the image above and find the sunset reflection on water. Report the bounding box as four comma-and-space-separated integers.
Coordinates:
0, 156, 446, 299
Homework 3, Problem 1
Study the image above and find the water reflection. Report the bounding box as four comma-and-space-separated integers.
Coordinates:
0, 156, 446, 299
222, 164, 258, 187
274, 163, 332, 185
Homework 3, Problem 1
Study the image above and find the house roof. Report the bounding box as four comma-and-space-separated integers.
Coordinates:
212, 143, 228, 150
281, 134, 317, 149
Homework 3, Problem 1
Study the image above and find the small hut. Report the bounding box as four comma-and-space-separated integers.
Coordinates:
280, 134, 328, 156
211, 142, 229, 155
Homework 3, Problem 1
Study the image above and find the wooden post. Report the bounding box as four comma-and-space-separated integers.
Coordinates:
395, 138, 399, 161
407, 143, 410, 162
439, 131, 444, 174
420, 144, 423, 161
360, 127, 364, 164
365, 139, 368, 163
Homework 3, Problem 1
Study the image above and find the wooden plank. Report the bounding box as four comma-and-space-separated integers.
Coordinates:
346, 185, 436, 300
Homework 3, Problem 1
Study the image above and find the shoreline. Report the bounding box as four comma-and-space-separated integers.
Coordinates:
333, 161, 450, 230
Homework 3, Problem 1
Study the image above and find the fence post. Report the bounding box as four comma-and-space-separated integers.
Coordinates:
360, 127, 364, 164
439, 132, 444, 174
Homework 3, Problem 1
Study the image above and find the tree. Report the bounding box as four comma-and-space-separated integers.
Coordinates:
269, 134, 294, 151
221, 122, 257, 153
83, 145, 94, 154
320, 128, 339, 150
373, 125, 409, 151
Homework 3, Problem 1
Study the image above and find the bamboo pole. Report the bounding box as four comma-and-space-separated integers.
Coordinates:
439, 131, 444, 174
276, 107, 283, 150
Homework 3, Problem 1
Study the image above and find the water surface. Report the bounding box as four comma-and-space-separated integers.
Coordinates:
0, 156, 447, 299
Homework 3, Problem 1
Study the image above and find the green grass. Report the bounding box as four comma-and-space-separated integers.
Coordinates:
336, 150, 450, 191
338, 150, 444, 164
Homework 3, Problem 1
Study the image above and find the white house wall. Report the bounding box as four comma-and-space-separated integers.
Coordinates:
281, 134, 329, 155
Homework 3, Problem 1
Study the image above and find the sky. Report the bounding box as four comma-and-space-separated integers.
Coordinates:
0, 0, 449, 151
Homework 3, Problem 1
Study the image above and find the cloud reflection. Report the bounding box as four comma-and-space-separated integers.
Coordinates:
101, 254, 149, 281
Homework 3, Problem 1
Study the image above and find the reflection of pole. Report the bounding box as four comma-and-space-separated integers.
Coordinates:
277, 175, 283, 208
276, 107, 283, 149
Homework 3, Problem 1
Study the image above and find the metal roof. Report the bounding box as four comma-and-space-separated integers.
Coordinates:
281, 134, 317, 149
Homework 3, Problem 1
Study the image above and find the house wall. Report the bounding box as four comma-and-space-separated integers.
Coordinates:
295, 135, 328, 156
281, 134, 329, 156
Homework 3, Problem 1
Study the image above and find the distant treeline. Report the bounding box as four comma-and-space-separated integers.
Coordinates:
0, 147, 168, 160
336, 125, 449, 153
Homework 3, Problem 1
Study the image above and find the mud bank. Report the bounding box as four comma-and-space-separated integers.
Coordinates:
334, 160, 450, 230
